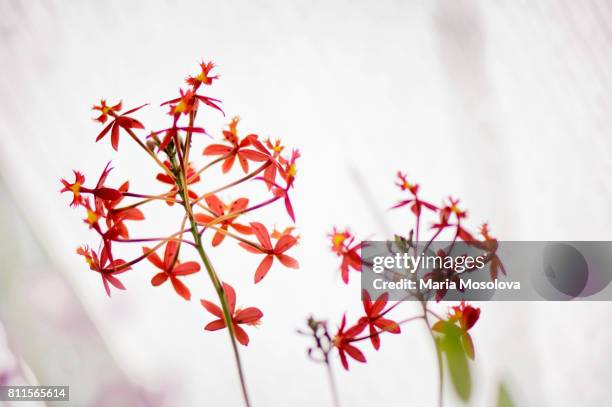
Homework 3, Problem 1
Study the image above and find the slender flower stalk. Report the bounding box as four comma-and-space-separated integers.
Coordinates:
171, 151, 252, 405
325, 357, 341, 407
61, 61, 301, 406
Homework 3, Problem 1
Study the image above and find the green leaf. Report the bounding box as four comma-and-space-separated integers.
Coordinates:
461, 332, 475, 360
496, 382, 515, 407
436, 321, 472, 402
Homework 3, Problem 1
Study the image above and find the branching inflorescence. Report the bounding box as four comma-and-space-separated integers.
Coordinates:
61, 61, 300, 407
302, 171, 505, 407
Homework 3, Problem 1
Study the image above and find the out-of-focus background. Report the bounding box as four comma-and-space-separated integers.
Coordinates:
1, 1, 611, 406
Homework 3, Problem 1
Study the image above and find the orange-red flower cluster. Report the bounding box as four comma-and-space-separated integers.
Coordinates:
61, 61, 300, 348
318, 172, 500, 372
328, 290, 401, 370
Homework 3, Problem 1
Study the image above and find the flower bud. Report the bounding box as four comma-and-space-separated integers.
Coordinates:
146, 139, 157, 151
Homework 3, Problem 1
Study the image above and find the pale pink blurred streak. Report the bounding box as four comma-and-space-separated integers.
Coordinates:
0, 177, 172, 406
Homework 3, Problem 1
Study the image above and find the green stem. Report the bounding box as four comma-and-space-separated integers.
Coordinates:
190, 220, 252, 407
172, 153, 252, 407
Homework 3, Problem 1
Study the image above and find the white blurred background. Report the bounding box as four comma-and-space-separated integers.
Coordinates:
1, 0, 612, 406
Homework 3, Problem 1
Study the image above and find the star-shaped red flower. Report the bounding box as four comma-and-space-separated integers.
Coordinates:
239, 222, 299, 283
143, 241, 200, 301
201, 283, 263, 346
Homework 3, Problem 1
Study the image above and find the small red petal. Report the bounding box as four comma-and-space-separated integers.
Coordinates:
194, 213, 214, 225
344, 344, 366, 363
274, 235, 298, 253
170, 276, 191, 301
276, 254, 299, 269
151, 272, 169, 286
254, 255, 274, 284
203, 144, 233, 156
211, 228, 226, 247
173, 261, 200, 276
111, 123, 120, 151
239, 242, 264, 254
250, 222, 272, 250
143, 247, 164, 270
221, 155, 236, 173
205, 319, 227, 331
234, 324, 250, 346
235, 307, 263, 324
222, 283, 237, 315
201, 299, 223, 318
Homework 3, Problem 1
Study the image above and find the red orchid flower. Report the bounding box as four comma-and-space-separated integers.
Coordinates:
395, 171, 419, 194
203, 117, 270, 174
479, 223, 505, 280
239, 222, 299, 284
433, 301, 480, 359
201, 282, 263, 346
94, 100, 147, 151
150, 121, 208, 151
392, 172, 437, 217
60, 171, 86, 207
332, 314, 367, 370
193, 195, 252, 246
167, 88, 199, 117
104, 181, 145, 239
442, 197, 467, 220
92, 99, 122, 124
162, 86, 224, 116
359, 291, 401, 350
186, 61, 219, 89
77, 245, 130, 297
265, 138, 285, 158
156, 161, 200, 205
82, 198, 103, 230
329, 228, 363, 284
83, 163, 135, 256
432, 197, 474, 243
449, 301, 480, 331
143, 241, 200, 301
261, 138, 286, 189
60, 165, 122, 208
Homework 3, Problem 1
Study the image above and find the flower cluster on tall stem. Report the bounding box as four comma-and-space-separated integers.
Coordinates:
302, 171, 503, 407
61, 61, 300, 407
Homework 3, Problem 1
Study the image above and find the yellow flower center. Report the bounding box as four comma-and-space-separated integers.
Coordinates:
84, 256, 93, 268
70, 182, 81, 197
174, 101, 187, 113
332, 233, 346, 249
288, 164, 297, 178
332, 335, 342, 347
86, 209, 98, 225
